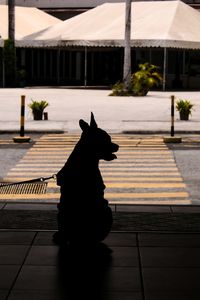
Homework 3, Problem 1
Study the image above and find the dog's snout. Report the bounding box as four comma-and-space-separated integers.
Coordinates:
112, 143, 119, 152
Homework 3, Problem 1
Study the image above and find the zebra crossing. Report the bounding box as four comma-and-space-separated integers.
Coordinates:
2, 134, 190, 204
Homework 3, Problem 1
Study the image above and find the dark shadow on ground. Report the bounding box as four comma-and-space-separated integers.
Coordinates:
57, 243, 112, 299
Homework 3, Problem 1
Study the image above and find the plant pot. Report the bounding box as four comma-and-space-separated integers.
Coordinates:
33, 111, 43, 120
133, 90, 149, 96
179, 112, 189, 121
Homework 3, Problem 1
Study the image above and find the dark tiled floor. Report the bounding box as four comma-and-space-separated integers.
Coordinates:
1, 231, 200, 299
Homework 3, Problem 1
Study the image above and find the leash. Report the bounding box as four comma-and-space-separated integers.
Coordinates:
0, 174, 57, 188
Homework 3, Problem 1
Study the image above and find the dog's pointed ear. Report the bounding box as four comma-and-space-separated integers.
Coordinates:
79, 119, 89, 131
90, 112, 98, 128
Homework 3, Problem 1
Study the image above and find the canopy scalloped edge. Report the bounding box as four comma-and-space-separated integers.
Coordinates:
15, 39, 200, 49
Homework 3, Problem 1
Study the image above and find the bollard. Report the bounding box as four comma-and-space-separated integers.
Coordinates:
20, 95, 25, 137
13, 95, 30, 143
171, 95, 175, 137
163, 95, 182, 143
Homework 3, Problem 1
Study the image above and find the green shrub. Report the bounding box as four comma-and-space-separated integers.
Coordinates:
131, 63, 162, 96
109, 82, 131, 96
110, 62, 162, 96
28, 100, 49, 113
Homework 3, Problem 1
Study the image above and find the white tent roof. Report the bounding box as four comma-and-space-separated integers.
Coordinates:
18, 0, 200, 49
0, 5, 61, 46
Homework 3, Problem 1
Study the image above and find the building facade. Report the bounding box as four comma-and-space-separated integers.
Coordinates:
1, 0, 200, 89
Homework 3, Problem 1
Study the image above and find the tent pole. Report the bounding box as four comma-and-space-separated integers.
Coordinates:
163, 47, 167, 91
84, 46, 87, 87
2, 47, 5, 88
123, 0, 132, 91
57, 48, 60, 85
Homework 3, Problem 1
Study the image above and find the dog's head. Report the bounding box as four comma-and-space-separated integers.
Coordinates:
79, 113, 119, 161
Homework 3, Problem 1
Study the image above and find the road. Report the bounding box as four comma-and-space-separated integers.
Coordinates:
169, 138, 200, 205
0, 133, 200, 205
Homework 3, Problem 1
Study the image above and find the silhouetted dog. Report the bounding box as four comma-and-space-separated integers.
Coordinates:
53, 113, 119, 244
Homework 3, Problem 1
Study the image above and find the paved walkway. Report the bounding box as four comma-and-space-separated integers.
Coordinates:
1, 201, 200, 300
1, 89, 200, 134
1, 226, 200, 300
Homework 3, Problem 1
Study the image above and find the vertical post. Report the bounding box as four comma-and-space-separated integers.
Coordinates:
8, 0, 15, 43
57, 49, 60, 85
171, 95, 175, 137
123, 0, 132, 91
31, 49, 34, 79
163, 47, 167, 91
84, 46, 87, 87
163, 95, 182, 143
20, 95, 25, 137
8, 0, 16, 87
13, 95, 30, 143
2, 47, 5, 88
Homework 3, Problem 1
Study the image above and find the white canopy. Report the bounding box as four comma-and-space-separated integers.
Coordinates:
18, 0, 200, 49
0, 5, 61, 46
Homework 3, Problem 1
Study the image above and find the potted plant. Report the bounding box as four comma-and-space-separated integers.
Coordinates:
131, 63, 163, 96
28, 100, 49, 120
176, 99, 194, 120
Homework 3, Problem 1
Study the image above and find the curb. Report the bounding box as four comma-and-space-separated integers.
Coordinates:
1, 130, 200, 135
0, 129, 65, 134
123, 130, 200, 135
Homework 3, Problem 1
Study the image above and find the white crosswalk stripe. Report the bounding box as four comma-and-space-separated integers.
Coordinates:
3, 134, 191, 204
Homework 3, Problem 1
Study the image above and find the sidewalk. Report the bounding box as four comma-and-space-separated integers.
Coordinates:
1, 88, 200, 133
1, 203, 200, 300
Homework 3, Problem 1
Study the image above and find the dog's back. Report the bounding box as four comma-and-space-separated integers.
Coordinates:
54, 113, 119, 243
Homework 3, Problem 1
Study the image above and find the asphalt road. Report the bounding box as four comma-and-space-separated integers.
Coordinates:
169, 138, 200, 205
0, 134, 39, 181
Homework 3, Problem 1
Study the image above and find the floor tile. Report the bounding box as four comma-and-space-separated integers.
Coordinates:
25, 246, 59, 266
101, 292, 143, 300
140, 247, 200, 267
8, 289, 62, 300
146, 291, 200, 300
13, 266, 58, 290
34, 231, 137, 246
14, 265, 141, 293
0, 204, 5, 210
0, 290, 9, 300
139, 233, 200, 247
8, 290, 143, 300
0, 231, 35, 245
26, 244, 139, 268
111, 247, 139, 267
171, 206, 200, 213
143, 268, 200, 291
0, 266, 20, 289
4, 204, 57, 211
33, 232, 56, 245
116, 205, 171, 213
103, 267, 141, 292
105, 232, 137, 246
0, 245, 29, 265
